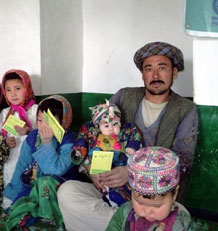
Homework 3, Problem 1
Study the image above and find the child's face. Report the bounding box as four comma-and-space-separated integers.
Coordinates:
37, 110, 60, 132
37, 111, 47, 132
99, 121, 120, 136
4, 79, 25, 105
132, 190, 177, 222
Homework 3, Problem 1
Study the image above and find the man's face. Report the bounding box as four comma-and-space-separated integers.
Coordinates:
141, 55, 178, 96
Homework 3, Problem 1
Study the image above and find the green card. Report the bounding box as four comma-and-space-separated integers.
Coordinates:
90, 151, 114, 174
44, 109, 65, 143
2, 115, 25, 136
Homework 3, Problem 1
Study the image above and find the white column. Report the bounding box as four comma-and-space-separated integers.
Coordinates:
193, 38, 218, 106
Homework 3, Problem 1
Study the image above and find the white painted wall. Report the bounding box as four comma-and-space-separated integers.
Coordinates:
83, 0, 193, 96
0, 0, 194, 97
193, 38, 218, 106
0, 0, 41, 95
40, 0, 83, 95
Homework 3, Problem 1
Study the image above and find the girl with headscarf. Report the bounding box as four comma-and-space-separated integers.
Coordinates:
3, 95, 77, 230
0, 69, 38, 209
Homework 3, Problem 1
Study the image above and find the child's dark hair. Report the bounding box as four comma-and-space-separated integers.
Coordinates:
139, 187, 177, 200
4, 73, 22, 87
37, 99, 63, 123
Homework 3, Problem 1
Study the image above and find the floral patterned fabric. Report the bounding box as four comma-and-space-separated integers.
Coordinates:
3, 176, 64, 231
72, 122, 142, 166
0, 136, 9, 204
71, 122, 142, 208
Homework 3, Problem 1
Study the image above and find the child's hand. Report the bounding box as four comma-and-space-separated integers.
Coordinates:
39, 123, 53, 144
14, 125, 32, 136
6, 137, 16, 149
125, 147, 135, 155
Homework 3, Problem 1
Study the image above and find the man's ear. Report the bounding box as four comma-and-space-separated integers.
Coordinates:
173, 185, 180, 201
172, 67, 178, 80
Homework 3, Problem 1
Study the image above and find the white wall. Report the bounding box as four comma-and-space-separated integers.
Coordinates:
40, 0, 83, 95
0, 0, 41, 95
193, 38, 218, 106
83, 0, 193, 96
0, 0, 194, 97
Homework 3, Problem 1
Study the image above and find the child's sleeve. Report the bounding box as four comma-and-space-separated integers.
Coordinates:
33, 140, 74, 176
3, 140, 33, 201
0, 108, 7, 130
173, 210, 197, 231
105, 205, 126, 231
28, 104, 38, 129
71, 124, 90, 165
71, 122, 99, 165
121, 123, 142, 151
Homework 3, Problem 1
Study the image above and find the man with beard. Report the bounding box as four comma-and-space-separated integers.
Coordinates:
108, 41, 198, 202
57, 42, 198, 231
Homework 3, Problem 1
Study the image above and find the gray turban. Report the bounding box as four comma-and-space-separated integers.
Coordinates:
134, 41, 184, 72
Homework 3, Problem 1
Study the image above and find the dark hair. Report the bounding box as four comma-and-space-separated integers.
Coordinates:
140, 187, 177, 200
4, 73, 22, 87
37, 98, 63, 123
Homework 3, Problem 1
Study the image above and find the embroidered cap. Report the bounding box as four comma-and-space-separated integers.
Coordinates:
134, 41, 184, 72
89, 100, 121, 127
128, 146, 180, 195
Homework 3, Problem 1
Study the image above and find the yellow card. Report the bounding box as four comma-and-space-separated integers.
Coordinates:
90, 151, 114, 174
2, 115, 25, 136
44, 109, 65, 143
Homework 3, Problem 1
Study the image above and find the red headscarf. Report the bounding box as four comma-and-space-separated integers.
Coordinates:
1, 69, 36, 137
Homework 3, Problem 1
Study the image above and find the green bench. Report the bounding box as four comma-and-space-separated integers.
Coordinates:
1, 92, 218, 230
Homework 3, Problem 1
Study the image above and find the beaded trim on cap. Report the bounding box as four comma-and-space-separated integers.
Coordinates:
127, 146, 180, 195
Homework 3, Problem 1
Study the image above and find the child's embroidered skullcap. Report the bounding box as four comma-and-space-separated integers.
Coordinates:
128, 146, 180, 195
89, 100, 121, 127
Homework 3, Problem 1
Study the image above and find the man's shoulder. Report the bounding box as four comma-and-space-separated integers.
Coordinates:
120, 87, 145, 99
171, 91, 196, 107
120, 86, 145, 93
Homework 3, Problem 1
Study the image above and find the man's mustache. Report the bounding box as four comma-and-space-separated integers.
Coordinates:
150, 80, 165, 85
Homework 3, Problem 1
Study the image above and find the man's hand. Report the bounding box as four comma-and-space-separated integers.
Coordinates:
85, 164, 106, 191
39, 123, 53, 144
6, 137, 16, 148
14, 125, 32, 136
98, 166, 128, 188
90, 174, 107, 192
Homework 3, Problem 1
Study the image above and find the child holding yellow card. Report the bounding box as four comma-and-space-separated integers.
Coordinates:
0, 69, 38, 209
72, 100, 142, 207
2, 95, 77, 230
